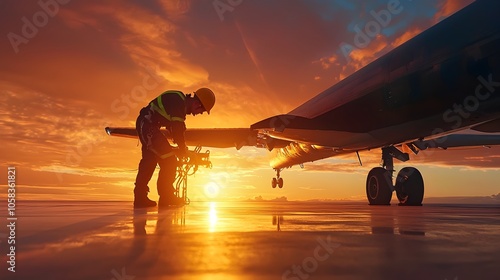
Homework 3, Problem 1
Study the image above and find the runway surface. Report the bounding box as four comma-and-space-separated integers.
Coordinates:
1, 201, 499, 280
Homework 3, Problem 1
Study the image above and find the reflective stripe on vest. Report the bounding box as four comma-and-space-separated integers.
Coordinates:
150, 90, 185, 122
150, 149, 175, 159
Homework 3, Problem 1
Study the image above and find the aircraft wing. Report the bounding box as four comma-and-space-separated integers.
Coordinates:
106, 124, 500, 168
248, 113, 500, 169
105, 127, 292, 150
410, 133, 500, 150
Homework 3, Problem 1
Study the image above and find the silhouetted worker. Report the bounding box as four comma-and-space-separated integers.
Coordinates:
134, 88, 215, 208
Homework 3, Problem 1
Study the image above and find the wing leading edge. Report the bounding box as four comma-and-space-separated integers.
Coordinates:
105, 127, 258, 149
105, 126, 500, 168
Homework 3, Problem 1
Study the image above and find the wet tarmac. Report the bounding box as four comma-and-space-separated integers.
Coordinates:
1, 201, 499, 279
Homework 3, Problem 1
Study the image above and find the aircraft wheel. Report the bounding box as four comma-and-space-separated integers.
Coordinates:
395, 167, 424, 206
366, 167, 393, 205
278, 178, 283, 188
272, 178, 277, 188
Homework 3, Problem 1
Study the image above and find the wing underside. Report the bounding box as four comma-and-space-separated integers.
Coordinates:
105, 125, 500, 169
105, 127, 260, 149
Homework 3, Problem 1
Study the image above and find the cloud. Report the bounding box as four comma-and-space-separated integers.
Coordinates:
298, 186, 326, 191
34, 165, 136, 179
409, 146, 500, 170
246, 195, 288, 202
0, 0, 489, 202
60, 1, 209, 88
434, 0, 475, 21
159, 0, 192, 18
303, 163, 369, 174
0, 82, 104, 164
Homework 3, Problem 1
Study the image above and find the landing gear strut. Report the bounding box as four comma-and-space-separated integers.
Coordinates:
366, 146, 424, 206
271, 168, 284, 188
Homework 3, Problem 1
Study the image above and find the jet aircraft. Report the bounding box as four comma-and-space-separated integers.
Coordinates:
106, 0, 500, 206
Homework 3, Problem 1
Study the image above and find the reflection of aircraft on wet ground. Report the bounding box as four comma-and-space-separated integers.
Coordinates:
271, 208, 426, 236
106, 0, 500, 206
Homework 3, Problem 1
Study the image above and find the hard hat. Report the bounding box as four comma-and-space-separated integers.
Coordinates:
194, 88, 215, 114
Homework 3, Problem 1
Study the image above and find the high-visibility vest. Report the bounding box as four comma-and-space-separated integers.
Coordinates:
149, 90, 186, 122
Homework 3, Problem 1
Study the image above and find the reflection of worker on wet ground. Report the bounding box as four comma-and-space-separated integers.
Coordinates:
133, 207, 186, 236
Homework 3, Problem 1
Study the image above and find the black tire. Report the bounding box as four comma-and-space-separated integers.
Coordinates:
366, 167, 393, 205
272, 178, 277, 188
395, 167, 424, 206
278, 178, 283, 188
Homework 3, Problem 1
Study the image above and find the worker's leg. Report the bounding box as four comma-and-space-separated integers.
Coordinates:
133, 109, 158, 208
134, 146, 157, 195
157, 155, 177, 200
146, 128, 181, 206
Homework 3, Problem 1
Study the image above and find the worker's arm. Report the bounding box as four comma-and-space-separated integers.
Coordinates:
171, 121, 187, 153
168, 94, 188, 156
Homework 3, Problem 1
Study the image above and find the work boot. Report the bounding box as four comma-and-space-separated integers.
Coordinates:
159, 196, 185, 208
134, 195, 157, 208
134, 184, 156, 208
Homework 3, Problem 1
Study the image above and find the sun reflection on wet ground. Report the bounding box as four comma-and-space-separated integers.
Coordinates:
5, 201, 500, 279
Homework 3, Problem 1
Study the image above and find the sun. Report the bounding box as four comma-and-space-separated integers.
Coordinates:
204, 181, 221, 200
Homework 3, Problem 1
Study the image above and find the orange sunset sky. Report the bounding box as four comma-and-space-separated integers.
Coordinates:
1, 0, 499, 202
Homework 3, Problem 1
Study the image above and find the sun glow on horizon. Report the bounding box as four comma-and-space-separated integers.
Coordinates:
208, 202, 218, 232
204, 181, 221, 201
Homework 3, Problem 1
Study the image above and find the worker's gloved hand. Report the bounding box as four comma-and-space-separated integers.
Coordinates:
175, 147, 189, 161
